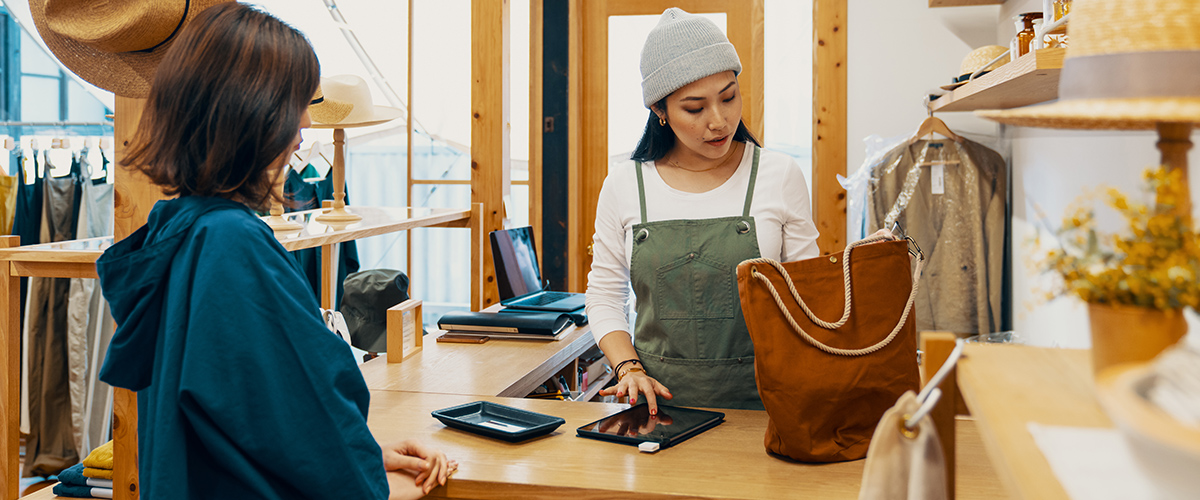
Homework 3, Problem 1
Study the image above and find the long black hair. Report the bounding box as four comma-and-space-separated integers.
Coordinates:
630, 97, 760, 162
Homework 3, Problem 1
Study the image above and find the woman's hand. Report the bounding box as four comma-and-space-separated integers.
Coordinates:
599, 370, 673, 415
386, 470, 428, 500
381, 439, 456, 495
869, 227, 896, 240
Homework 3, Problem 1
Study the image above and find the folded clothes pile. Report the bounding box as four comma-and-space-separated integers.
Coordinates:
82, 440, 114, 480
52, 440, 115, 498
51, 463, 113, 499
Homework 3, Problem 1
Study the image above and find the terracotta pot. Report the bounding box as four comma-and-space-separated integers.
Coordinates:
1087, 303, 1188, 376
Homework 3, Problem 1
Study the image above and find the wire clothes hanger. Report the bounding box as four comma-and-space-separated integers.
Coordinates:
903, 339, 965, 430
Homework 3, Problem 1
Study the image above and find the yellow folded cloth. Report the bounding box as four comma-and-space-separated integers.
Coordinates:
82, 467, 114, 480
83, 440, 114, 470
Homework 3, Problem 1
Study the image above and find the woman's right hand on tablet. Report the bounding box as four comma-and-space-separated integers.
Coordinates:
599, 370, 673, 415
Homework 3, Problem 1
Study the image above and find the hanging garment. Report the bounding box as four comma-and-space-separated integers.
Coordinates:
17, 151, 43, 436
628, 147, 765, 411
0, 169, 16, 235
24, 157, 83, 476
865, 138, 1007, 335
283, 168, 359, 308
66, 154, 117, 457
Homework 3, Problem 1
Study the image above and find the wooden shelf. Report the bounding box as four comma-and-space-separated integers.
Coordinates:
930, 47, 1065, 113
579, 370, 614, 402
0, 206, 473, 276
929, 0, 1004, 7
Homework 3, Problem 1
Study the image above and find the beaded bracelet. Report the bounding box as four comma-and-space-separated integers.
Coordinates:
613, 359, 642, 380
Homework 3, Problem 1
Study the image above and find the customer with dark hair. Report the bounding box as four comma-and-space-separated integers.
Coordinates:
95, 3, 450, 499
586, 8, 820, 413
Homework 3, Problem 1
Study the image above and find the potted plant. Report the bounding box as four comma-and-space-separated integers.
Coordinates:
1037, 166, 1198, 375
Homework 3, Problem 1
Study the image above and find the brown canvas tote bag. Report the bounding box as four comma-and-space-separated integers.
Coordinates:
735, 235, 924, 462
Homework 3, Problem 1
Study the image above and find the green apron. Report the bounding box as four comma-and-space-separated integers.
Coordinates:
630, 146, 764, 410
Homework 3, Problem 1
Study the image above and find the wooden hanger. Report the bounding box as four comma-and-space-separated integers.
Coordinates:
911, 115, 959, 143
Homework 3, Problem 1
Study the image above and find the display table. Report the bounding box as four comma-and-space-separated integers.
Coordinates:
956, 344, 1112, 500
370, 392, 1008, 500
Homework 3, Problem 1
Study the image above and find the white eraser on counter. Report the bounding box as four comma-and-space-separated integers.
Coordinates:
638, 441, 660, 453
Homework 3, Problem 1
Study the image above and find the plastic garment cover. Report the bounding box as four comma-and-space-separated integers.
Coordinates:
863, 138, 1007, 336
840, 134, 910, 242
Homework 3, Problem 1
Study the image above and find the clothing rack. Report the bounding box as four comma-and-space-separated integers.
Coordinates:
0, 121, 113, 127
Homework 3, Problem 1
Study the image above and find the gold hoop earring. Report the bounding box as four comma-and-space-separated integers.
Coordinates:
659, 117, 667, 127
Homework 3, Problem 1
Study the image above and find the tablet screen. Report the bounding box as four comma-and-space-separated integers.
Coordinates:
577, 404, 723, 444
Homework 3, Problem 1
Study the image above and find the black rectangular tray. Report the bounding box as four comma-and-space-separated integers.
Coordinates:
432, 401, 566, 442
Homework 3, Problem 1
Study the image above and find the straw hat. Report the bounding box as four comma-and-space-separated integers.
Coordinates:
941, 45, 1010, 91
30, 0, 230, 98
309, 75, 403, 129
978, 0, 1200, 130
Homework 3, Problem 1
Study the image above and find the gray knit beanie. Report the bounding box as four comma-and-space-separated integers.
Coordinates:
640, 8, 742, 108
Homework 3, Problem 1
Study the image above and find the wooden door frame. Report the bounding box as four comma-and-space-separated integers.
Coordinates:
570, 0, 766, 291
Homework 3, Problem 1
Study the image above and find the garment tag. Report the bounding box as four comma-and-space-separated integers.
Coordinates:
931, 164, 945, 195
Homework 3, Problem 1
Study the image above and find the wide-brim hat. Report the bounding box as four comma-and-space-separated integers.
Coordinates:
940, 45, 1009, 91
30, 0, 231, 98
340, 269, 411, 353
977, 0, 1200, 130
310, 75, 403, 129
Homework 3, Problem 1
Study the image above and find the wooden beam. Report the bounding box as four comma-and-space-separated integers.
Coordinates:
922, 331, 961, 499
813, 0, 848, 255
531, 0, 544, 273
112, 95, 166, 500
471, 0, 510, 308
1, 235, 17, 500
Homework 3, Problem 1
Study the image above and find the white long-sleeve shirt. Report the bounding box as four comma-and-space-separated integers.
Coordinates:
584, 145, 821, 345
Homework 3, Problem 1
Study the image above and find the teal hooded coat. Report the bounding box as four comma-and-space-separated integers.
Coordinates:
97, 196, 387, 499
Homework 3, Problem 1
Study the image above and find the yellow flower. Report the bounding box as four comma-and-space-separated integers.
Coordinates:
1037, 166, 1199, 310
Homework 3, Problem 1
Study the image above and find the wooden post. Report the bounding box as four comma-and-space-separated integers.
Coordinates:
814, 0, 848, 255
112, 95, 168, 500
922, 331, 960, 500
1, 235, 19, 500
471, 0, 509, 309
1156, 122, 1192, 217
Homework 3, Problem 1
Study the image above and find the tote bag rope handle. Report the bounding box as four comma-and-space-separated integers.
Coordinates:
743, 234, 925, 356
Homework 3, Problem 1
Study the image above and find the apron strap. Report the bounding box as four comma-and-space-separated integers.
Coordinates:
742, 146, 761, 218
634, 161, 648, 224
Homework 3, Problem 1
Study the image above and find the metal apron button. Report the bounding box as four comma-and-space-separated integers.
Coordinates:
736, 220, 750, 234
636, 228, 650, 242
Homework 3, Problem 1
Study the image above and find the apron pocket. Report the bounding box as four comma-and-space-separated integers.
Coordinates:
654, 253, 736, 320
637, 349, 763, 410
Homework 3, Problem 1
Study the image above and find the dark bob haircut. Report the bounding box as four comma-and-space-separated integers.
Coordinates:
630, 97, 760, 163
123, 3, 319, 211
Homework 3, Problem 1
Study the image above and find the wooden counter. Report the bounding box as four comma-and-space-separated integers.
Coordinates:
360, 324, 600, 398
957, 344, 1111, 500
365, 391, 1004, 500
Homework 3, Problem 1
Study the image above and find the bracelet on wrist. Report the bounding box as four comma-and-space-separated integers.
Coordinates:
613, 359, 642, 380
618, 366, 646, 381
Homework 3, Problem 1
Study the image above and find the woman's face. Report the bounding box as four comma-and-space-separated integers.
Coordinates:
271, 108, 312, 184
656, 71, 742, 162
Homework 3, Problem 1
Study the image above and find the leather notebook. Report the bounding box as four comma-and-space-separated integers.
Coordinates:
437, 310, 574, 336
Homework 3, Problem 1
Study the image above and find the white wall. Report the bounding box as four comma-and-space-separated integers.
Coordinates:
849, 0, 1200, 347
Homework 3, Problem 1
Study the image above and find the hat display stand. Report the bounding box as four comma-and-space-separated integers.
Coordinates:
264, 165, 303, 233
310, 120, 395, 225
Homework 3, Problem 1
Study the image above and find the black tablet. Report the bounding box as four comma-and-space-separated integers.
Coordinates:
576, 403, 724, 448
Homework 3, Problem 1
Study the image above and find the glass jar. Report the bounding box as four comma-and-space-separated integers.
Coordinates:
1054, 0, 1072, 21
1013, 12, 1043, 57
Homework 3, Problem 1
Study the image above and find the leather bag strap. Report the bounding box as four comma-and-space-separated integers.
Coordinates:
743, 234, 925, 356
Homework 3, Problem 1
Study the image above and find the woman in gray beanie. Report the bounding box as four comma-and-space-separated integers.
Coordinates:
585, 8, 820, 413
